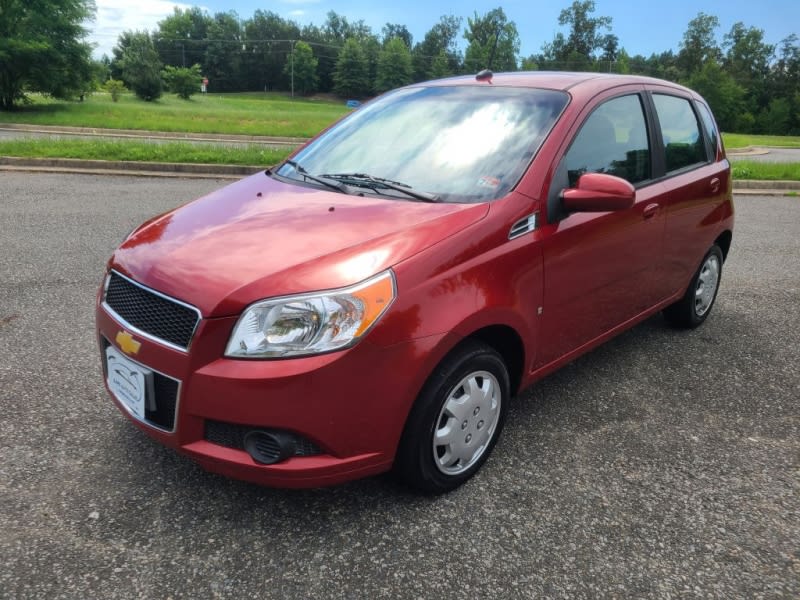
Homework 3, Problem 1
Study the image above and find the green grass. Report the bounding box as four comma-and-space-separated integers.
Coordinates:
723, 133, 800, 149
731, 161, 800, 181
0, 92, 348, 138
0, 138, 291, 166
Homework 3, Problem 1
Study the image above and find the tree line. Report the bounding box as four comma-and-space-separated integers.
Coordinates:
2, 0, 799, 134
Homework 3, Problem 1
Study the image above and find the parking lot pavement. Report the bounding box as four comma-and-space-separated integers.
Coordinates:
0, 173, 797, 599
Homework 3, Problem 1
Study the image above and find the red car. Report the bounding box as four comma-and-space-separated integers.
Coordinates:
97, 72, 733, 493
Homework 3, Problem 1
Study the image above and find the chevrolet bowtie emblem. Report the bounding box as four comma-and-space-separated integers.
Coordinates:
116, 330, 141, 356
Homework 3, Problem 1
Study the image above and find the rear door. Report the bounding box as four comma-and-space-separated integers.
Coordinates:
535, 90, 666, 368
648, 91, 731, 296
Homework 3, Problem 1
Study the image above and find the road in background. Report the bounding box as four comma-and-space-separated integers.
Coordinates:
0, 173, 797, 599
728, 147, 800, 163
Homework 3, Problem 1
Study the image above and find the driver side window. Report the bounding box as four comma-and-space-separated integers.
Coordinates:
565, 95, 651, 187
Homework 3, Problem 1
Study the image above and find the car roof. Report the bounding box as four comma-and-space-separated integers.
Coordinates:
417, 71, 697, 97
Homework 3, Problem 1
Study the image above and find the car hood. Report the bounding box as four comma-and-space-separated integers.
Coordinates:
111, 172, 489, 317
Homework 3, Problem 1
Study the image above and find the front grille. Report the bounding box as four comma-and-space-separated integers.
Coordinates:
205, 420, 322, 456
101, 338, 180, 431
104, 271, 200, 350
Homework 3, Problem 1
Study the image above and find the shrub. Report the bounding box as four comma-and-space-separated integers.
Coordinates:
162, 65, 203, 100
103, 79, 127, 102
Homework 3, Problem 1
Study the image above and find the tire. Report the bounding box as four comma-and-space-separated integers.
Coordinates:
663, 244, 724, 329
394, 341, 510, 494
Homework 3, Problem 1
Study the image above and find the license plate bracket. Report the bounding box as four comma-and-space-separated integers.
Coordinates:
106, 346, 154, 421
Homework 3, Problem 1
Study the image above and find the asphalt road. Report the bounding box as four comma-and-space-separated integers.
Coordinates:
1, 173, 798, 599
729, 147, 800, 163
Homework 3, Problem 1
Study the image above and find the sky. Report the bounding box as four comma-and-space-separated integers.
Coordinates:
88, 0, 800, 61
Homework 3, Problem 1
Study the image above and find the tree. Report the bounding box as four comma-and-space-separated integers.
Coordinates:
770, 34, 800, 122
117, 31, 163, 101
375, 38, 413, 92
89, 57, 111, 90
757, 98, 792, 135
677, 13, 721, 76
333, 38, 371, 98
284, 41, 319, 95
241, 11, 300, 91
313, 10, 378, 93
463, 7, 520, 72
0, 0, 95, 110
723, 23, 775, 122
412, 15, 463, 81
430, 51, 452, 78
162, 64, 202, 99
154, 7, 211, 69
723, 23, 774, 84
536, 1, 616, 70
382, 24, 413, 49
204, 12, 244, 92
684, 60, 745, 131
559, 1, 614, 60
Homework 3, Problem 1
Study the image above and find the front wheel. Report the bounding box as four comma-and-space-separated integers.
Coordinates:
394, 341, 509, 494
663, 244, 724, 328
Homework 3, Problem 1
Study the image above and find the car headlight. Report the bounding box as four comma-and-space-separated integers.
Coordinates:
225, 270, 396, 358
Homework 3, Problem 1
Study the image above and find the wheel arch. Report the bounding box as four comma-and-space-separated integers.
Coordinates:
715, 230, 733, 262
465, 325, 525, 397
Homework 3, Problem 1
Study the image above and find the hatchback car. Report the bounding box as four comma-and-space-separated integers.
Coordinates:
97, 72, 733, 493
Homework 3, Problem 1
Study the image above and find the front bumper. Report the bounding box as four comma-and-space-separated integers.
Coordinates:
96, 299, 448, 488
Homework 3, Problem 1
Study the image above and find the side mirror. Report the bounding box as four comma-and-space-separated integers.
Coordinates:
562, 173, 635, 212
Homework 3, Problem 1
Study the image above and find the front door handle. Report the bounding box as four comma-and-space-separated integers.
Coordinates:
710, 177, 721, 194
643, 203, 660, 219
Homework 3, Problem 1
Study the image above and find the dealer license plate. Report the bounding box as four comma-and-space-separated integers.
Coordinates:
106, 346, 153, 421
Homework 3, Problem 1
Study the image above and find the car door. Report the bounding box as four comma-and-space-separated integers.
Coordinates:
648, 91, 731, 296
534, 91, 667, 368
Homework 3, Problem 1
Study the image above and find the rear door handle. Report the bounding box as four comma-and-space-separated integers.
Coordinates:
710, 177, 721, 194
643, 203, 660, 219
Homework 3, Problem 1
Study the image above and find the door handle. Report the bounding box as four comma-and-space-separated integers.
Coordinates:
710, 177, 721, 194
643, 203, 660, 219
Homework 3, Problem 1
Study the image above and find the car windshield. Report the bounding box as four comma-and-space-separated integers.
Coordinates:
276, 85, 569, 203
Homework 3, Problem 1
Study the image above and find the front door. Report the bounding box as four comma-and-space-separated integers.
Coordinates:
536, 92, 666, 368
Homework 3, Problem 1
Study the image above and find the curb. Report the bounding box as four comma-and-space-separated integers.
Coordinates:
1, 156, 798, 194
727, 146, 770, 157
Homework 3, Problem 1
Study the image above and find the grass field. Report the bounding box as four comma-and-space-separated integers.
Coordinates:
723, 133, 800, 149
0, 138, 291, 166
0, 92, 348, 138
730, 161, 800, 181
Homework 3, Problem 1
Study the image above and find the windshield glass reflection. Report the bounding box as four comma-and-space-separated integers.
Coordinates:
278, 86, 568, 203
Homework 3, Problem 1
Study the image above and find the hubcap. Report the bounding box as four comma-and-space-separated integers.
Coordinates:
432, 371, 501, 476
695, 254, 720, 316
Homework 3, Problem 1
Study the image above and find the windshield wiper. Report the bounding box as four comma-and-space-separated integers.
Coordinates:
278, 160, 353, 195
319, 172, 440, 203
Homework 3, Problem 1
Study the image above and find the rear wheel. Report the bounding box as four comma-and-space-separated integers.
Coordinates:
394, 341, 509, 494
663, 244, 723, 328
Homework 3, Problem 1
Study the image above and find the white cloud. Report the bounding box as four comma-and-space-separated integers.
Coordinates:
288, 10, 306, 17
87, 0, 198, 59
280, 0, 321, 4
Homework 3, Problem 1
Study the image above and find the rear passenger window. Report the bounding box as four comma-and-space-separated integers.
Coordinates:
565, 95, 650, 187
653, 94, 707, 172
696, 102, 719, 159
